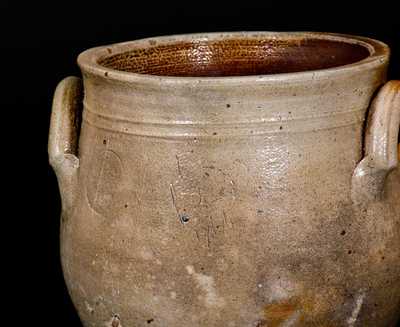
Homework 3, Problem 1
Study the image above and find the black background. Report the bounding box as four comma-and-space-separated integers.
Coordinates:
3, 1, 399, 326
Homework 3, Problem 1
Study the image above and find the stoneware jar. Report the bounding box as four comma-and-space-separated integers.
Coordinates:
49, 32, 400, 327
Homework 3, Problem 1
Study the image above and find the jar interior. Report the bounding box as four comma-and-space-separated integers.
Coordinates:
98, 37, 371, 77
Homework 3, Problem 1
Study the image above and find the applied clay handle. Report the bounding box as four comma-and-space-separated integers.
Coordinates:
48, 76, 83, 212
352, 80, 400, 206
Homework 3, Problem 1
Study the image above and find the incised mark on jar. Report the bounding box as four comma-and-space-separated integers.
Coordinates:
170, 152, 239, 248
192, 213, 236, 249
169, 183, 191, 224
86, 148, 123, 217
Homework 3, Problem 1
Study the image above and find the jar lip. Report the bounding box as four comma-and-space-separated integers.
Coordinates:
77, 31, 389, 85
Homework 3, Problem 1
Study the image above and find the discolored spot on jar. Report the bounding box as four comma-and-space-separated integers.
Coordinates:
262, 300, 301, 327
258, 289, 343, 327
84, 301, 94, 315
185, 265, 225, 308
179, 213, 190, 224
106, 314, 121, 327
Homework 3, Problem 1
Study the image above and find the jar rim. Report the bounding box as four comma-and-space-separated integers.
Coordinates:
77, 31, 389, 86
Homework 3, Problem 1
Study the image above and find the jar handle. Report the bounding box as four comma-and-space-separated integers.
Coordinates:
351, 80, 400, 206
48, 76, 83, 212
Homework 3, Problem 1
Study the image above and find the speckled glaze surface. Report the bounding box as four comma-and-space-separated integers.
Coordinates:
49, 32, 400, 327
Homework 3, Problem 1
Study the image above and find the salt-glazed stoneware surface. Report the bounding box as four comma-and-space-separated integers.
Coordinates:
48, 32, 400, 327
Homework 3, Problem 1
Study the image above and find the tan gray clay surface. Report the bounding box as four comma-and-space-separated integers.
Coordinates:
49, 32, 400, 326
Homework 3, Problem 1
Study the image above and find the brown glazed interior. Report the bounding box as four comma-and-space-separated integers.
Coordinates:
98, 38, 371, 77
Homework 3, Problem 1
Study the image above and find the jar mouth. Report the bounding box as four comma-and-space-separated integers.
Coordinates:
78, 32, 389, 82
97, 37, 370, 77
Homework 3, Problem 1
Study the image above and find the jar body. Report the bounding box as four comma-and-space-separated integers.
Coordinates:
61, 71, 399, 327
63, 126, 400, 327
